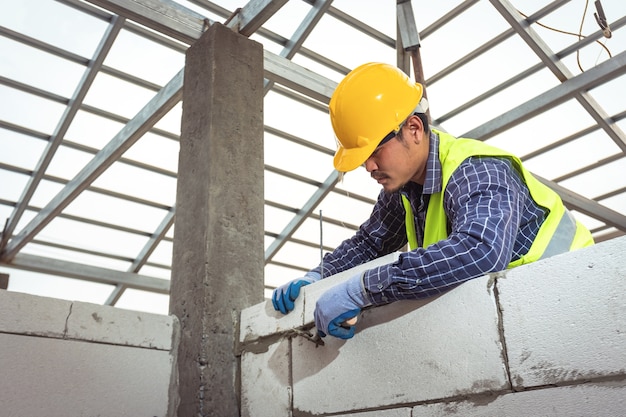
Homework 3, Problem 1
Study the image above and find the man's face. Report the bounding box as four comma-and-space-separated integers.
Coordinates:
363, 115, 429, 193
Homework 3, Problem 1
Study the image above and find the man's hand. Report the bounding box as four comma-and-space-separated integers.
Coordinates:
314, 273, 371, 340
272, 273, 320, 314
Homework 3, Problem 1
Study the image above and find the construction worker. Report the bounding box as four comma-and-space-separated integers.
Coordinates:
272, 62, 594, 340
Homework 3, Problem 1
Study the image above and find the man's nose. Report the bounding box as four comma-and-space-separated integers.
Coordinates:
363, 157, 377, 172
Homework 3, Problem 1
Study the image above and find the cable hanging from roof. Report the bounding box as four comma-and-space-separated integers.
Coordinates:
517, 0, 613, 73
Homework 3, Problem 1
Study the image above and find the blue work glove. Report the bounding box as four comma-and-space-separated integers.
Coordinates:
272, 272, 320, 315
314, 273, 371, 340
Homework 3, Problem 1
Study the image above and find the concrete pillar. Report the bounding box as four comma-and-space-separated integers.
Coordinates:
169, 23, 264, 416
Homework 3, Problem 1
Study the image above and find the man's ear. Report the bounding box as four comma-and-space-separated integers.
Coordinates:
408, 114, 424, 143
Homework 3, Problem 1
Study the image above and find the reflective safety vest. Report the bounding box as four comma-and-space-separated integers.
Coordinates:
402, 129, 594, 267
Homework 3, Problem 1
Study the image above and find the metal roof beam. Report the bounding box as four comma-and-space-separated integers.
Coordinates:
2, 253, 170, 294
224, 0, 289, 36
85, 0, 337, 102
263, 0, 333, 94
85, 0, 290, 43
264, 170, 341, 263
460, 49, 626, 230
490, 0, 626, 153
1, 0, 337, 264
0, 16, 125, 252
85, 0, 212, 44
536, 175, 626, 231
302, 0, 394, 47
0, 25, 88, 65
463, 49, 626, 140
434, 14, 626, 124
0, 69, 184, 261
105, 207, 175, 305
397, 1, 420, 51
262, 50, 336, 104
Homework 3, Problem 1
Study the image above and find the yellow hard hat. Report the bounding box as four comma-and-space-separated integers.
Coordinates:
329, 62, 424, 172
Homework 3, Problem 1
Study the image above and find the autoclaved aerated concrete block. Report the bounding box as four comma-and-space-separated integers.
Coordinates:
0, 290, 177, 350
239, 296, 304, 343
66, 301, 176, 350
241, 338, 291, 417
292, 274, 509, 415
497, 236, 626, 389
302, 252, 399, 326
0, 333, 172, 417
240, 238, 626, 416
0, 289, 71, 337
411, 380, 626, 416
334, 408, 413, 417
239, 252, 399, 344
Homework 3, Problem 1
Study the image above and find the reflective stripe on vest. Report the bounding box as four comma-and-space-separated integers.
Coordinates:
401, 129, 593, 266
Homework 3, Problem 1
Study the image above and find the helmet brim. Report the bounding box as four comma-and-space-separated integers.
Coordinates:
333, 136, 379, 172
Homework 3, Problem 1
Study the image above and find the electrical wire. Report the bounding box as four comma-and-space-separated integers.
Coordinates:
517, 1, 612, 73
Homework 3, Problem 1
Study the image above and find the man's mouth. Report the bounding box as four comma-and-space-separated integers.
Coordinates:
371, 172, 389, 183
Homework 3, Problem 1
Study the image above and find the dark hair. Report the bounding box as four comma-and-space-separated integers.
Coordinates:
416, 112, 430, 135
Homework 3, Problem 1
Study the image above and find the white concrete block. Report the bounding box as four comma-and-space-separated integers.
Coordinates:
239, 253, 399, 344
66, 301, 175, 350
240, 298, 303, 343
334, 408, 412, 417
412, 381, 626, 416
0, 289, 71, 337
241, 338, 291, 417
497, 236, 626, 388
292, 275, 508, 415
302, 252, 400, 326
0, 333, 173, 417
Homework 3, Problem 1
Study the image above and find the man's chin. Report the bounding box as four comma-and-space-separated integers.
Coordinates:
382, 183, 404, 194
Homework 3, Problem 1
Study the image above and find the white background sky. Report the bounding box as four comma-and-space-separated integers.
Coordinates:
1, 0, 625, 315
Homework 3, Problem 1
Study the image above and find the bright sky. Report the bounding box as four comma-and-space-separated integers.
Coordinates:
1, 0, 625, 315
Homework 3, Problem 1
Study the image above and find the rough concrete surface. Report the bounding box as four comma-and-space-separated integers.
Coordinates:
0, 289, 71, 337
412, 381, 626, 416
497, 236, 626, 389
241, 338, 291, 417
240, 294, 305, 343
240, 236, 626, 416
291, 276, 508, 415
0, 333, 172, 417
67, 300, 175, 349
169, 22, 264, 417
0, 291, 177, 417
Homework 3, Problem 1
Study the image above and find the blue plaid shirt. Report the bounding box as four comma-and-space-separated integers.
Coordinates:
312, 132, 546, 305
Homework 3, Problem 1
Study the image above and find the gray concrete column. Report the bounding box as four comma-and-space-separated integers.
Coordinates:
169, 23, 264, 416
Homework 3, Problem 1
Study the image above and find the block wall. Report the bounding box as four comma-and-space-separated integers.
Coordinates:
239, 236, 626, 416
0, 290, 178, 417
